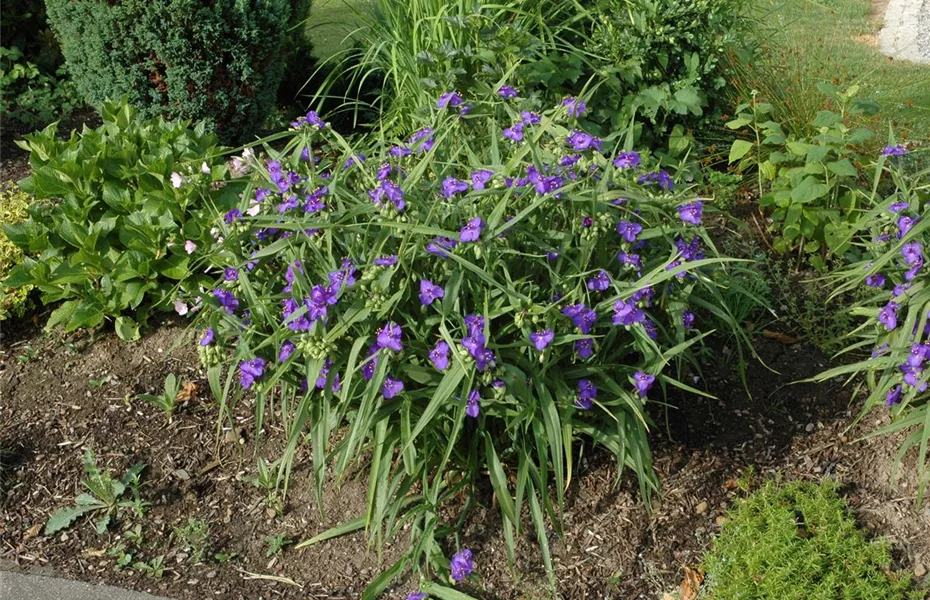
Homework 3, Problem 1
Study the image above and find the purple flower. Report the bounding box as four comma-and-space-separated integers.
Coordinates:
362, 344, 379, 380
617, 221, 643, 243
374, 255, 398, 267
574, 338, 593, 359
902, 241, 923, 266
547, 251, 560, 261
382, 376, 405, 399
503, 121, 524, 142
199, 328, 215, 346
223, 267, 239, 282
885, 385, 903, 406
459, 217, 485, 242
377, 162, 392, 181
213, 289, 239, 315
390, 145, 412, 159
562, 97, 587, 118
865, 273, 886, 287
560, 154, 581, 167
638, 170, 674, 191
437, 91, 463, 109
426, 236, 458, 257
587, 270, 611, 291
343, 153, 366, 169
407, 593, 428, 600
377, 322, 403, 352
613, 299, 645, 326
881, 145, 908, 157
497, 85, 519, 98
459, 104, 473, 117
441, 177, 470, 199
529, 329, 554, 351
613, 151, 642, 169
521, 111, 541, 125
419, 279, 445, 305
889, 202, 910, 214
617, 252, 643, 270
683, 310, 695, 330
566, 130, 602, 152
239, 358, 266, 389
465, 314, 484, 337
897, 215, 918, 238
879, 301, 899, 330
430, 341, 450, 371
577, 379, 597, 406
633, 371, 655, 397
408, 127, 435, 152
471, 169, 494, 190
450, 548, 474, 582
465, 389, 481, 418
562, 304, 597, 334
279, 341, 295, 362
224, 209, 242, 224
893, 282, 912, 297
677, 201, 704, 226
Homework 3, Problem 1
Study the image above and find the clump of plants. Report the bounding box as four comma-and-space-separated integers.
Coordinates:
2, 100, 244, 340
197, 88, 752, 594
1, 182, 34, 320
702, 479, 921, 599
814, 148, 930, 499
45, 0, 314, 143
0, 46, 78, 128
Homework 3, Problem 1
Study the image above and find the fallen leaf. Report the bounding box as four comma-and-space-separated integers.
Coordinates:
23, 523, 42, 539
176, 381, 198, 402
83, 548, 107, 558
723, 478, 740, 490
679, 566, 704, 600
761, 330, 801, 344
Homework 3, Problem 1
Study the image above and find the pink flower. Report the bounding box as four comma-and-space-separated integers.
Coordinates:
170, 172, 183, 188
173, 300, 189, 315
184, 240, 197, 254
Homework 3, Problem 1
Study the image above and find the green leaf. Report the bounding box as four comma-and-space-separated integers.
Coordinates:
156, 255, 189, 280
44, 504, 100, 534
114, 316, 141, 341
420, 582, 481, 600
826, 159, 857, 178
294, 517, 365, 549
790, 176, 829, 204
728, 140, 753, 164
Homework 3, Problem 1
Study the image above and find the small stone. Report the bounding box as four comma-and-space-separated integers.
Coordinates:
695, 501, 708, 515
805, 423, 814, 432
915, 564, 927, 578
715, 516, 728, 526
206, 571, 217, 579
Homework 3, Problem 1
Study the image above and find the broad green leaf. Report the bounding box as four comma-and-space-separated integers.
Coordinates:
728, 140, 753, 164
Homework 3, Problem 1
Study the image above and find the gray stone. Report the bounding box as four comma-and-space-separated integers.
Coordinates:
879, 0, 930, 64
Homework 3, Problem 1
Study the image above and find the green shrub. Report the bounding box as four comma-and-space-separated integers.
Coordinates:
1, 183, 34, 321
702, 479, 921, 599
2, 100, 244, 341
0, 0, 62, 71
45, 0, 313, 144
813, 148, 930, 500
197, 90, 753, 594
726, 84, 881, 269
0, 46, 78, 128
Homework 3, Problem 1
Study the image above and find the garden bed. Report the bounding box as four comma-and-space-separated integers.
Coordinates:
2, 317, 928, 598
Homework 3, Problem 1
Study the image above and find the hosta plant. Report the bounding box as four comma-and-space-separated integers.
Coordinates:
2, 100, 243, 340
811, 147, 930, 500
198, 90, 751, 594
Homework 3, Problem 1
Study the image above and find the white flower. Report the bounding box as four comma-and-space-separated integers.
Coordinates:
173, 300, 189, 316
201, 162, 211, 175
184, 240, 197, 254
171, 172, 183, 188
246, 204, 261, 216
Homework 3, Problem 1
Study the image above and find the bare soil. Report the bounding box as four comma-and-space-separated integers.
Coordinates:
2, 317, 928, 599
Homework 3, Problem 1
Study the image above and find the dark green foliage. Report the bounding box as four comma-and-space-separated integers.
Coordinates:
0, 46, 78, 128
702, 480, 922, 600
0, 0, 62, 71
45, 0, 313, 144
2, 100, 243, 340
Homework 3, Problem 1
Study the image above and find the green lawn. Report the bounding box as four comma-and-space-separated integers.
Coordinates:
305, 0, 365, 62
752, 0, 930, 138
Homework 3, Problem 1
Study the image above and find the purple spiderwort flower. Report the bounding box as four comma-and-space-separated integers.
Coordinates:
239, 358, 266, 389
560, 154, 581, 167
419, 279, 445, 305
374, 255, 398, 267
881, 145, 908, 157
638, 170, 674, 190
865, 273, 886, 287
408, 127, 435, 152
562, 97, 587, 118
437, 91, 463, 109
683, 310, 695, 330
566, 130, 602, 152
503, 121, 524, 142
200, 328, 215, 346
459, 217, 485, 242
471, 169, 494, 190
213, 289, 239, 314
633, 371, 655, 397
617, 220, 643, 243
889, 202, 910, 214
879, 301, 899, 330
407, 593, 428, 600
576, 379, 597, 411
430, 341, 450, 371
279, 341, 295, 362
223, 267, 239, 282
885, 385, 903, 406
343, 153, 366, 169
521, 111, 541, 125
562, 304, 597, 334
902, 241, 923, 266
547, 251, 560, 261
465, 389, 481, 418
362, 344, 379, 380
893, 282, 912, 297
426, 236, 458, 257
613, 299, 645, 326
224, 209, 242, 224
529, 329, 554, 351
441, 177, 470, 199
582, 216, 594, 228
613, 151, 641, 169
497, 85, 519, 98
897, 215, 918, 238
377, 322, 403, 352
677, 201, 704, 226
390, 145, 412, 159
575, 338, 594, 359
617, 252, 643, 270
382, 376, 405, 399
587, 270, 611, 291
450, 548, 474, 582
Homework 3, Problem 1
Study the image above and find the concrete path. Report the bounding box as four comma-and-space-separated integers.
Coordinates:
0, 566, 173, 600
879, 0, 930, 64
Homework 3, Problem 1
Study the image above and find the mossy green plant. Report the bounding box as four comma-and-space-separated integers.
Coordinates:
1, 182, 33, 320
702, 479, 922, 600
